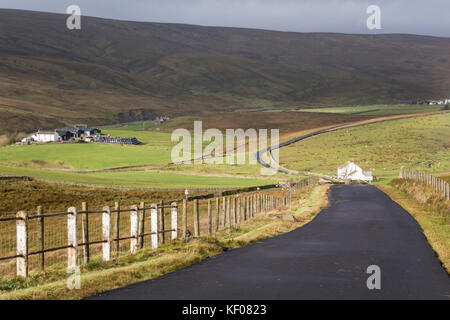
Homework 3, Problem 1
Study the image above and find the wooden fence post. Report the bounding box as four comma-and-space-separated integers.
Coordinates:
257, 194, 260, 213
151, 204, 158, 249
37, 206, 44, 271
171, 202, 178, 240
138, 202, 145, 249
114, 201, 120, 258
81, 202, 90, 264
130, 205, 138, 254
221, 197, 226, 229
67, 207, 78, 272
159, 200, 165, 244
102, 206, 111, 261
16, 211, 28, 278
237, 197, 241, 224
226, 197, 231, 227
215, 198, 220, 232
194, 199, 200, 236
233, 197, 237, 226
208, 199, 212, 235
182, 199, 187, 238
244, 196, 248, 220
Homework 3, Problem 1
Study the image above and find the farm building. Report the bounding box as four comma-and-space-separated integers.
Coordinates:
97, 137, 141, 145
337, 161, 373, 182
56, 126, 101, 140
31, 130, 61, 142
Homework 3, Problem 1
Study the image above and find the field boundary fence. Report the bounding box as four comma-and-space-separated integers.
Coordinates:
0, 177, 319, 278
399, 169, 450, 200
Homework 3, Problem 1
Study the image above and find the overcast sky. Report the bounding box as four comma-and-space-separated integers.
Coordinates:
1, 0, 449, 37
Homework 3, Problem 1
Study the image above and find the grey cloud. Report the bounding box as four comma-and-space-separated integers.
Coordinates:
1, 0, 449, 37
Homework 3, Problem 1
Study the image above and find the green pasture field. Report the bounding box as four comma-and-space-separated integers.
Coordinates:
0, 126, 278, 187
0, 164, 275, 189
298, 105, 444, 116
0, 143, 172, 170
280, 113, 450, 181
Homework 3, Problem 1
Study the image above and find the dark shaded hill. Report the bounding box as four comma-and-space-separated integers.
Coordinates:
0, 9, 449, 133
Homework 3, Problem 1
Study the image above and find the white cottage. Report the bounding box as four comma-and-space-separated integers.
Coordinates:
31, 131, 61, 142
337, 161, 373, 182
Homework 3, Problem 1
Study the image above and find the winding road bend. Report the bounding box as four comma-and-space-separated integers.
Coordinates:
90, 185, 450, 300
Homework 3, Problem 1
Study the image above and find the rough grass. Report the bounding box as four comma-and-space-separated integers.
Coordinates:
280, 113, 450, 180
0, 180, 194, 213
378, 182, 449, 272
0, 185, 330, 300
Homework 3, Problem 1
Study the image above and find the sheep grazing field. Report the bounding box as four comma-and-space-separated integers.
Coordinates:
280, 113, 450, 182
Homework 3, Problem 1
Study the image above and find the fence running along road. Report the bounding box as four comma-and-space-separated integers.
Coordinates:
399, 169, 450, 200
0, 178, 318, 278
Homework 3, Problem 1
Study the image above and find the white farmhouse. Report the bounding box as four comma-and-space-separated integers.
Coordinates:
337, 161, 373, 182
31, 130, 61, 142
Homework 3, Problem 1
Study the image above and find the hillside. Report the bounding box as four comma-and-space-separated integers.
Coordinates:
0, 9, 450, 133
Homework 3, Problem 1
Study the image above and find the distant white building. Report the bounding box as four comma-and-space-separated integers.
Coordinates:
337, 161, 373, 182
31, 131, 61, 142
445, 99, 450, 104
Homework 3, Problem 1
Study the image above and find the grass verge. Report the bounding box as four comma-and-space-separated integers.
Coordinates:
0, 185, 330, 300
378, 181, 449, 273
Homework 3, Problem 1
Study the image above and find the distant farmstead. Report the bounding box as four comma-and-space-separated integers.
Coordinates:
337, 161, 373, 182
25, 125, 140, 145
56, 125, 102, 140
31, 131, 60, 142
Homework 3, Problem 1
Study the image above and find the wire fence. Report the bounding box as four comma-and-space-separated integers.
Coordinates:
0, 177, 318, 279
399, 169, 450, 200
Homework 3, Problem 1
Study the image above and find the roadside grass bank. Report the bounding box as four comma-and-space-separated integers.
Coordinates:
0, 185, 330, 300
378, 180, 449, 272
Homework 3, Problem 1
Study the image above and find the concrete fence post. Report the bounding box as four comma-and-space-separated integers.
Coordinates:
171, 202, 178, 240
159, 200, 165, 245
67, 207, 78, 273
151, 204, 158, 249
130, 205, 138, 254
81, 202, 90, 264
102, 206, 111, 261
16, 211, 28, 278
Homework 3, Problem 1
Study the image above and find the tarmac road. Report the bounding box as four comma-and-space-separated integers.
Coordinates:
90, 185, 449, 300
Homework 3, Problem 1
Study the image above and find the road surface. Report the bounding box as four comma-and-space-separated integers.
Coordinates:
90, 185, 450, 300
